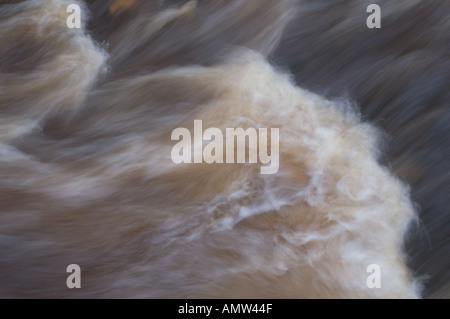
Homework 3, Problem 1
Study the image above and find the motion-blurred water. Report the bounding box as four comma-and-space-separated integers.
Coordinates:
0, 0, 448, 298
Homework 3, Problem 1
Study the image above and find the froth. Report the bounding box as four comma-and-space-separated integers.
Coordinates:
0, 0, 420, 298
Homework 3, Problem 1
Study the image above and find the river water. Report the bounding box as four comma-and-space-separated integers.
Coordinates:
0, 0, 448, 298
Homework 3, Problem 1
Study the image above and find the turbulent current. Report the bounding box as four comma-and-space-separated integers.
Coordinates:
0, 0, 448, 298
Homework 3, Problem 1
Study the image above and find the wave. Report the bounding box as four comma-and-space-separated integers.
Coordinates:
2, 0, 446, 298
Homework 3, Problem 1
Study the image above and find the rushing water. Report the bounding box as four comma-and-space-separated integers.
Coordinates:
0, 0, 448, 298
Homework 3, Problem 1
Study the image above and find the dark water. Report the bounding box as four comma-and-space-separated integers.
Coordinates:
0, 0, 448, 298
